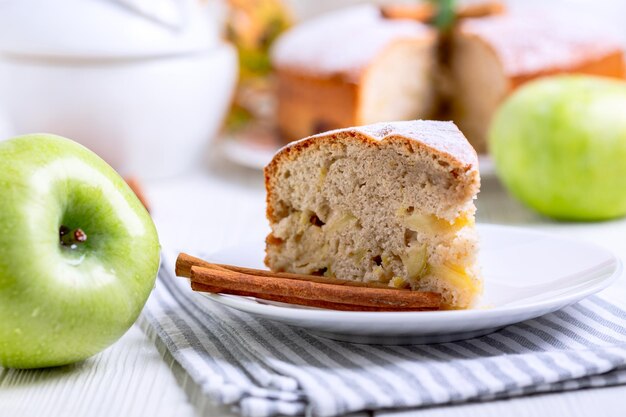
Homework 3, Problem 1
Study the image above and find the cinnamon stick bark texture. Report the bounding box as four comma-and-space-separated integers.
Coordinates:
189, 265, 441, 310
190, 282, 434, 311
177, 253, 442, 311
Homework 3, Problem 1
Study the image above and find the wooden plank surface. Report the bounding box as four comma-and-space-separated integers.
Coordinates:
0, 325, 196, 417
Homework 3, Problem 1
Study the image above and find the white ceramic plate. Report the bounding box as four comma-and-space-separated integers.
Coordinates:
219, 133, 279, 170
197, 225, 622, 344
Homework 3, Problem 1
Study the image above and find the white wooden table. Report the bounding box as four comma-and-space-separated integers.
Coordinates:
2, 156, 625, 417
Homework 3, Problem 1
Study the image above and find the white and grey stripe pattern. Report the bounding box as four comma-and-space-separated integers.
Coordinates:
142, 263, 626, 417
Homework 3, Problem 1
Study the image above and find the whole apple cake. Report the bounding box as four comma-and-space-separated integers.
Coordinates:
271, 4, 625, 153
264, 120, 481, 309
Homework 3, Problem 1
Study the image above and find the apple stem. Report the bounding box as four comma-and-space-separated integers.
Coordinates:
59, 226, 87, 247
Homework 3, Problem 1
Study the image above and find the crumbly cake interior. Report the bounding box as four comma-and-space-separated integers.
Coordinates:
265, 131, 481, 309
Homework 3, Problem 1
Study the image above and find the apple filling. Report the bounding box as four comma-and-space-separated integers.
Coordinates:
267, 204, 479, 308
397, 206, 472, 235
430, 263, 479, 296
393, 206, 479, 304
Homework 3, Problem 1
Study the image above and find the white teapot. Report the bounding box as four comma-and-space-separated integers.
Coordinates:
0, 0, 238, 178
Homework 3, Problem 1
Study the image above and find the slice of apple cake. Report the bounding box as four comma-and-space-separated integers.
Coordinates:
264, 120, 481, 309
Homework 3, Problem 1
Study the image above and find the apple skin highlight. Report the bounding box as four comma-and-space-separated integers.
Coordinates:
489, 75, 626, 221
0, 134, 161, 369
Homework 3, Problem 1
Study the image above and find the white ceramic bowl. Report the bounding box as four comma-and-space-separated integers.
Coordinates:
0, 43, 237, 178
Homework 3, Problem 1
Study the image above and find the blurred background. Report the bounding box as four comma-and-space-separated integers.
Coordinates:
0, 0, 624, 179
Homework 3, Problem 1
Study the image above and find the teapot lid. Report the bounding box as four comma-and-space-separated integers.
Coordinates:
0, 0, 224, 59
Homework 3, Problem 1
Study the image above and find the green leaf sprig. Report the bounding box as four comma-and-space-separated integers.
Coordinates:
428, 0, 456, 32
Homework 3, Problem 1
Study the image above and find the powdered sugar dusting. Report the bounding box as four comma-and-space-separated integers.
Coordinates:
271, 5, 434, 82
357, 120, 478, 168
460, 11, 623, 77
283, 120, 478, 169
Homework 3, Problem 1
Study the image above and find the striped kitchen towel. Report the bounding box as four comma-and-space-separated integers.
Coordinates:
142, 260, 626, 417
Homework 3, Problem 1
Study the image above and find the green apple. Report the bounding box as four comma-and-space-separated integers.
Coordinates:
489, 75, 626, 220
0, 134, 160, 369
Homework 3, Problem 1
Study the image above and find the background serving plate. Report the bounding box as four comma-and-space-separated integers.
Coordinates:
196, 224, 621, 344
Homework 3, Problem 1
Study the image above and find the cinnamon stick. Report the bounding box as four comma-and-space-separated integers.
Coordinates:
177, 253, 442, 311
189, 265, 441, 310
191, 281, 436, 311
